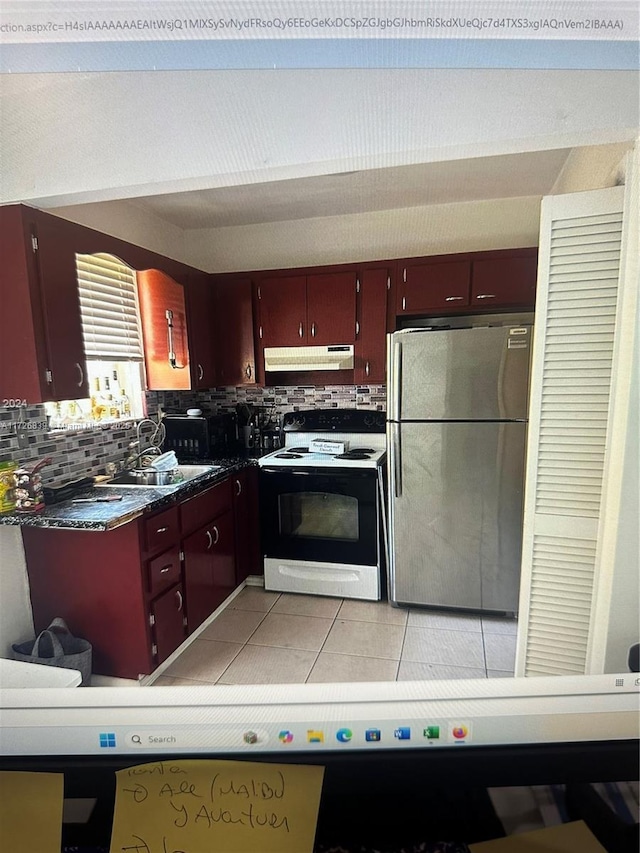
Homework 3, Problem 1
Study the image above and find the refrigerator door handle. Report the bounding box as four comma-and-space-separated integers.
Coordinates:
390, 340, 403, 421
391, 423, 402, 498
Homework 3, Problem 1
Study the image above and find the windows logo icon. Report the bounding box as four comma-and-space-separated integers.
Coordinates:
99, 732, 116, 749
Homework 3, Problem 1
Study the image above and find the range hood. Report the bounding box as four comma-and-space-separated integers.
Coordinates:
264, 344, 354, 372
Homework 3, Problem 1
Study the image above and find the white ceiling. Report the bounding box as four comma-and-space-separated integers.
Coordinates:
127, 149, 572, 230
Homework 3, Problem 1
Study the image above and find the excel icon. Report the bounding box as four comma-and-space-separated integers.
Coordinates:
423, 726, 440, 740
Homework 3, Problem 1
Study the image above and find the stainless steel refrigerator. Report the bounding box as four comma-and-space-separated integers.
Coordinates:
386, 317, 533, 614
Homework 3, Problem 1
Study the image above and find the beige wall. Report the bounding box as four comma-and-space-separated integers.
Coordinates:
551, 142, 633, 195
51, 143, 634, 274
184, 195, 542, 273
3, 69, 637, 208
54, 200, 187, 265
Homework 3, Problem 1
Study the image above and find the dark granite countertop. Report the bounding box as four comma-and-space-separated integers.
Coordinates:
0, 457, 258, 532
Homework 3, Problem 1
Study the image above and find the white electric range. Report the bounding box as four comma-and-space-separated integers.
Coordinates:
258, 409, 387, 600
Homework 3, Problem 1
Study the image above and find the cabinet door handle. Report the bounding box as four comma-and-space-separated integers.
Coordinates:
156, 526, 169, 534
355, 321, 360, 336
175, 589, 183, 612
206, 526, 220, 549
75, 362, 84, 387
159, 564, 172, 574
445, 296, 464, 302
475, 293, 497, 300
402, 296, 407, 310
311, 322, 316, 338
298, 322, 304, 338
259, 325, 263, 339
165, 309, 186, 369
245, 363, 252, 379
198, 363, 204, 380
235, 478, 242, 496
365, 360, 370, 377
166, 309, 176, 368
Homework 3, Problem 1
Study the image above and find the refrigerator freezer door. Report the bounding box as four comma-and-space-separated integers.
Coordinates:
388, 421, 527, 611
388, 326, 532, 421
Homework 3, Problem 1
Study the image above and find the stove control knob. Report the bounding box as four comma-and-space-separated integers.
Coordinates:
364, 414, 375, 427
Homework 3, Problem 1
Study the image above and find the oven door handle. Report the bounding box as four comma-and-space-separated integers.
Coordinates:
260, 468, 311, 475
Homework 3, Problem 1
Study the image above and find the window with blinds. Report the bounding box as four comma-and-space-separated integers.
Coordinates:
76, 253, 144, 360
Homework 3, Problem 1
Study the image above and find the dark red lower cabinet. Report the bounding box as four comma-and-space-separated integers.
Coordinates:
183, 510, 236, 633
232, 467, 261, 584
151, 583, 187, 665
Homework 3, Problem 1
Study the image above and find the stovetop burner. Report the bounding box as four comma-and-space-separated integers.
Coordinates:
260, 411, 386, 470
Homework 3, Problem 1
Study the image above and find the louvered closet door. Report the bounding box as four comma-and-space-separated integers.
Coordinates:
516, 187, 625, 677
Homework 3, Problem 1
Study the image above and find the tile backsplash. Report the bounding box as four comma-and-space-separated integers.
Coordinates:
148, 383, 387, 418
0, 384, 386, 486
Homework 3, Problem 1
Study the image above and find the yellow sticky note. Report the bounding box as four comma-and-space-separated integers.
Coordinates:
470, 820, 607, 852
0, 770, 64, 853
110, 759, 325, 853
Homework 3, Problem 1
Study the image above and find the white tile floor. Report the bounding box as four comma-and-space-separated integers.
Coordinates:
153, 588, 518, 687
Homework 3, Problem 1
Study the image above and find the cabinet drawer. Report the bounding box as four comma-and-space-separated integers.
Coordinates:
147, 546, 182, 597
180, 477, 232, 536
143, 506, 180, 555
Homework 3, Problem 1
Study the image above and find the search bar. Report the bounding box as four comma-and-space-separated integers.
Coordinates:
126, 729, 270, 749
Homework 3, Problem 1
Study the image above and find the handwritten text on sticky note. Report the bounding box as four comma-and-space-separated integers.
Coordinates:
110, 759, 325, 853
0, 770, 64, 853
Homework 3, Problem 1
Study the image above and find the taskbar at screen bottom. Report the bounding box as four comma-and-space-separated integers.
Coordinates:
1, 708, 638, 756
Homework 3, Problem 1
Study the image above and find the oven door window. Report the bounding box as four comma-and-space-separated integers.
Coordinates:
260, 469, 379, 566
279, 492, 359, 542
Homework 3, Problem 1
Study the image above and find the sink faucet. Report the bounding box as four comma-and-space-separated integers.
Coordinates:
124, 440, 162, 470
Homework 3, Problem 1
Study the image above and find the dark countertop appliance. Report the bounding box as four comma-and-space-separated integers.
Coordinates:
162, 412, 239, 461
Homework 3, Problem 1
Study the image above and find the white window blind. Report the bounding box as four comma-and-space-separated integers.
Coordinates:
76, 253, 144, 360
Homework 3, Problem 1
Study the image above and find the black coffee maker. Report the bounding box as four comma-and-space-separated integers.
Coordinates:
162, 412, 239, 460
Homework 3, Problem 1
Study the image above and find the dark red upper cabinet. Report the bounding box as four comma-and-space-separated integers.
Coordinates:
186, 272, 218, 389
306, 272, 358, 345
0, 205, 89, 402
258, 275, 307, 347
33, 213, 90, 401
471, 255, 538, 308
398, 261, 471, 315
216, 277, 257, 386
137, 269, 192, 390
355, 268, 389, 384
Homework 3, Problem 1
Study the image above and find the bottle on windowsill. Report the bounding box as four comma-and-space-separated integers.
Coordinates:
119, 389, 131, 419
91, 377, 106, 421
103, 375, 120, 419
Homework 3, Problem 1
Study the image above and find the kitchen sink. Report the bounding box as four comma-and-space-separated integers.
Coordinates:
96, 464, 221, 489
